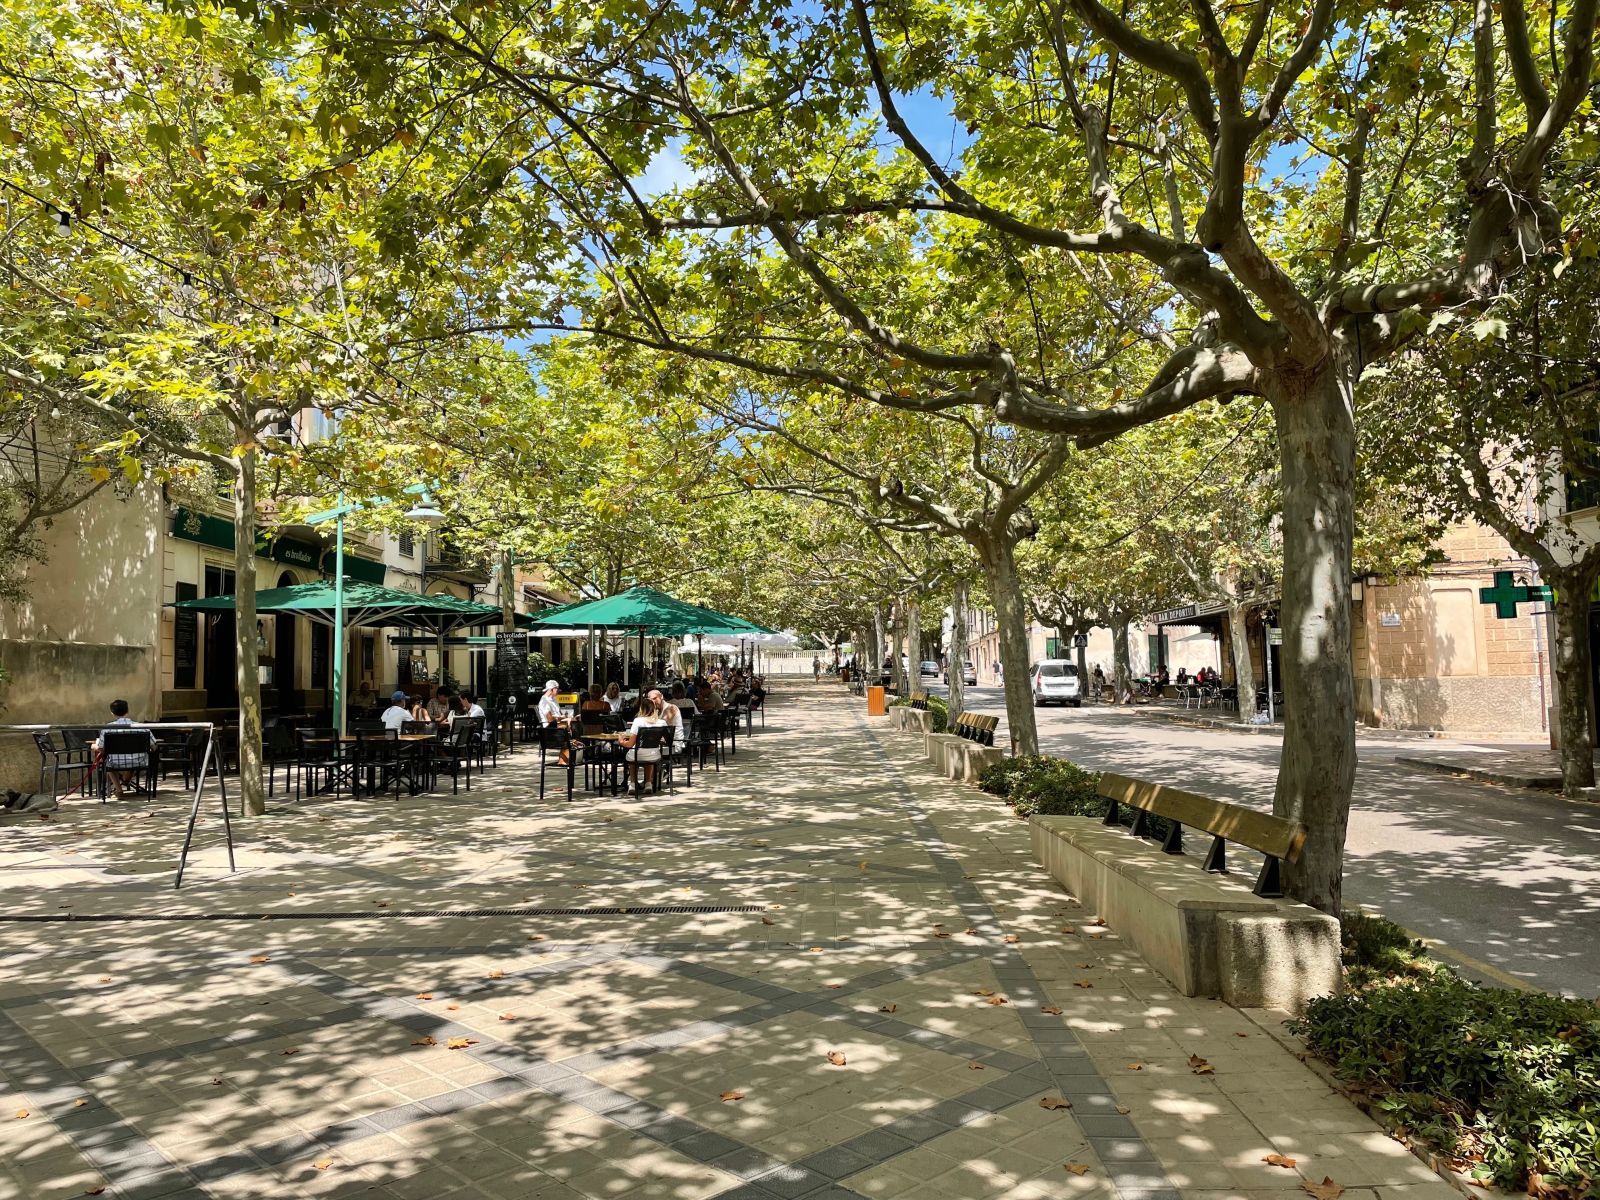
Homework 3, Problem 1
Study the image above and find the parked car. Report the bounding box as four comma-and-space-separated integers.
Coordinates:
1030, 659, 1082, 707
955, 660, 977, 686
919, 659, 940, 678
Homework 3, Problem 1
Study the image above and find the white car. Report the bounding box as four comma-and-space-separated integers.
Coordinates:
919, 660, 940, 678
957, 661, 977, 686
1030, 660, 1082, 707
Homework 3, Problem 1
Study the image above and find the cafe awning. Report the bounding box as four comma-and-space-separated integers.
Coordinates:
521, 585, 766, 636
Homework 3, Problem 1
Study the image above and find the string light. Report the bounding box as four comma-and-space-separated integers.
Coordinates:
54, 207, 70, 233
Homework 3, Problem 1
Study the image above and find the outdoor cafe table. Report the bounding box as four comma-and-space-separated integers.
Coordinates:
578, 731, 626, 796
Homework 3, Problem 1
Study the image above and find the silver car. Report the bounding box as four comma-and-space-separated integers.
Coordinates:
1030, 660, 1082, 707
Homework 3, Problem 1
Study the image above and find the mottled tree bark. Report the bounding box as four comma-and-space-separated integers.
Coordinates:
231, 438, 264, 817
1273, 367, 1357, 915
1550, 574, 1598, 795
947, 581, 967, 723
976, 535, 1038, 755
1227, 599, 1257, 721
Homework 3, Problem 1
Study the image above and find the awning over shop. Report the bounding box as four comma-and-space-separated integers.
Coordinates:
171, 580, 503, 634
322, 549, 386, 584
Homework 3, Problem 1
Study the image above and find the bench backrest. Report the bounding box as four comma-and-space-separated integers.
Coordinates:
910, 690, 928, 710
1098, 771, 1306, 862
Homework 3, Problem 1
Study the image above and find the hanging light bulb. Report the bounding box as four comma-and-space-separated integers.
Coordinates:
55, 208, 71, 233
49, 406, 60, 420
180, 271, 193, 288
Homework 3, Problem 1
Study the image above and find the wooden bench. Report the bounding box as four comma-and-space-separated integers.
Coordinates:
909, 690, 929, 711
952, 712, 998, 747
1096, 772, 1307, 898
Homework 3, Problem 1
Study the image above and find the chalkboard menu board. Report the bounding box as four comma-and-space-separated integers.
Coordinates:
492, 632, 530, 699
173, 582, 198, 689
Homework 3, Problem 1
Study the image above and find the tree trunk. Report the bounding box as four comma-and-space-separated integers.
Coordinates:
870, 608, 884, 682
948, 580, 967, 722
1550, 572, 1597, 795
1227, 597, 1257, 722
1272, 366, 1357, 915
890, 602, 909, 695
1111, 616, 1132, 703
500, 549, 515, 628
232, 441, 264, 817
976, 535, 1038, 756
907, 600, 922, 685
1072, 619, 1090, 700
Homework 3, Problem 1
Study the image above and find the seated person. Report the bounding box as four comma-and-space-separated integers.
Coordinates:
649, 688, 685, 751
536, 680, 566, 728
604, 682, 623, 713
619, 694, 668, 791
695, 681, 725, 713
407, 693, 431, 723
426, 686, 453, 725
94, 699, 153, 800
381, 691, 412, 733
581, 683, 608, 713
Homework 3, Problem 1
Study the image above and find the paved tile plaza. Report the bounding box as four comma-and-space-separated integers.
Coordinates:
0, 686, 1455, 1200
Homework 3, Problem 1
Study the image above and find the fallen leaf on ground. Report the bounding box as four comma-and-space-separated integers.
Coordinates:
210, 1078, 223, 1086
984, 995, 1008, 1006
1002, 935, 1020, 944
1090, 916, 1106, 926
761, 917, 775, 926
313, 1160, 332, 1170
719, 1090, 745, 1103
1302, 1177, 1343, 1200
877, 1004, 897, 1014
967, 1062, 985, 1070
498, 1014, 517, 1022
1188, 1054, 1215, 1074
73, 1099, 89, 1108
1065, 1163, 1091, 1175
1039, 1096, 1072, 1111
808, 947, 823, 954
858, 861, 867, 870
98, 977, 109, 983
486, 970, 505, 979
1115, 1104, 1131, 1114
1059, 927, 1078, 935
249, 955, 269, 964
281, 1048, 299, 1057
1075, 981, 1094, 989
1077, 962, 1093, 968
446, 1037, 477, 1050
1263, 1154, 1298, 1169
826, 1051, 847, 1066
13, 1109, 27, 1119
932, 930, 951, 939
84, 1187, 107, 1196
1089, 933, 1104, 939
973, 988, 996, 996
1041, 1006, 1063, 1015
411, 1037, 436, 1046
375, 901, 389, 908
415, 993, 434, 1000
527, 934, 545, 942
827, 984, 843, 989
1126, 1062, 1143, 1071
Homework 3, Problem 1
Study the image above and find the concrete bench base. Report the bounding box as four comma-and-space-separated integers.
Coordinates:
887, 707, 933, 735
925, 732, 1006, 784
1030, 815, 1339, 1012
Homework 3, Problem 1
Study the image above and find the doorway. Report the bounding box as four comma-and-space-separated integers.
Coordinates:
203, 563, 238, 707
274, 571, 298, 712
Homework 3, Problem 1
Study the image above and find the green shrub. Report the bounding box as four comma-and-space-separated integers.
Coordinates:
1294, 974, 1600, 1196
1340, 911, 1436, 988
927, 695, 948, 733
979, 755, 1171, 837
978, 756, 1047, 798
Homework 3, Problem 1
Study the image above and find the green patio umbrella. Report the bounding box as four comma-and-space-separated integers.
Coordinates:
173, 580, 504, 634
522, 586, 765, 686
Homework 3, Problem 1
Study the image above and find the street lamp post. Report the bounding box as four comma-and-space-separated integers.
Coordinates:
307, 484, 445, 733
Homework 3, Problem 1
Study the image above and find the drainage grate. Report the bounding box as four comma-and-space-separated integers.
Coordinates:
0, 904, 766, 924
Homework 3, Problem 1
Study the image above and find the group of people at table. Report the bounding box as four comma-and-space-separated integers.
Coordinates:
533, 669, 760, 792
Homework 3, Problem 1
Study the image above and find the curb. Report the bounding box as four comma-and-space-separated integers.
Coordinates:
1240, 1009, 1507, 1200
1393, 755, 1563, 792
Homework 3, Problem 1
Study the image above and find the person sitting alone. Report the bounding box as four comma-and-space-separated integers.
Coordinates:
381, 691, 412, 733
581, 683, 608, 714
537, 680, 566, 729
94, 699, 153, 801
604, 682, 623, 713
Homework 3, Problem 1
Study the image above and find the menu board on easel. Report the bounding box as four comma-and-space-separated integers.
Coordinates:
492, 632, 530, 698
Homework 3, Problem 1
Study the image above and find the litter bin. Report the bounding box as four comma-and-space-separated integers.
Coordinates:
866, 685, 886, 716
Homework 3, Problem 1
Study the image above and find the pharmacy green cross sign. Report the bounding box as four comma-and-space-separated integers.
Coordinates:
1478, 570, 1552, 619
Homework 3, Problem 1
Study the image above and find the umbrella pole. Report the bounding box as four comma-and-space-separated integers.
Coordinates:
587, 625, 595, 689
332, 503, 346, 735
697, 633, 703, 676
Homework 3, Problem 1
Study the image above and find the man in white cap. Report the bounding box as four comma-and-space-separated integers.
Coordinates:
536, 679, 564, 729
380, 690, 413, 733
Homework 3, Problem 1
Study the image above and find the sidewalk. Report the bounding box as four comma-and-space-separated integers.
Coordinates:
0, 684, 1454, 1200
1392, 747, 1585, 791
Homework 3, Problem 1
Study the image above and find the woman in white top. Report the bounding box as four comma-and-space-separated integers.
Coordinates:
620, 693, 667, 792
604, 682, 623, 713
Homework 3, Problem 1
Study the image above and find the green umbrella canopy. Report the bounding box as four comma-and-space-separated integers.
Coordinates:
522, 585, 766, 636
172, 580, 505, 633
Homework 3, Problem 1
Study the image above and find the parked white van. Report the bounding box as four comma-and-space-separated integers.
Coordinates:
1029, 660, 1082, 707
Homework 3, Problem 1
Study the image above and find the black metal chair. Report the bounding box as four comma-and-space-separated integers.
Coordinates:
538, 722, 578, 802
628, 726, 670, 799
748, 691, 766, 729
434, 722, 476, 793
690, 711, 722, 774
33, 731, 92, 799
97, 728, 156, 801
354, 731, 407, 798
263, 724, 298, 796
295, 728, 348, 800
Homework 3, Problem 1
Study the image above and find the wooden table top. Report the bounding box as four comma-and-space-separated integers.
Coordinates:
338, 734, 436, 743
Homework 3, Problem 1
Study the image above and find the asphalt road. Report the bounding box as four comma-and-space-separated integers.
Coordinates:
931, 684, 1600, 998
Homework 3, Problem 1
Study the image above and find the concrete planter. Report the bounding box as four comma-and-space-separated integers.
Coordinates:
925, 732, 1006, 784
1030, 814, 1340, 1013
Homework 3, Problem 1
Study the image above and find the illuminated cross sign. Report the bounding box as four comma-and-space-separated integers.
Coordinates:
1478, 570, 1552, 619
